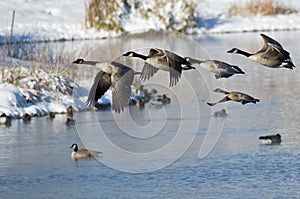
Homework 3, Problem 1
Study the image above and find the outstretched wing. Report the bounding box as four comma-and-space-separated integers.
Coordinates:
111, 64, 134, 113
86, 70, 111, 107
260, 34, 290, 58
164, 50, 183, 87
207, 97, 230, 106
140, 62, 159, 81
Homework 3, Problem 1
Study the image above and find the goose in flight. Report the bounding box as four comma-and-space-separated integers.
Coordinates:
259, 133, 281, 144
122, 48, 195, 87
227, 33, 295, 69
73, 59, 135, 113
207, 88, 260, 106
186, 57, 245, 79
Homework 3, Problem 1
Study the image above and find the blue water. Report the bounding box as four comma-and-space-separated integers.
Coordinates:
1, 31, 300, 198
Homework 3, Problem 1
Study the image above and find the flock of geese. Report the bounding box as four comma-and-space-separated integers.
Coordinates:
70, 33, 295, 159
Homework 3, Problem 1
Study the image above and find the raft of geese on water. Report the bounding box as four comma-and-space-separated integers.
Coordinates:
70, 33, 296, 157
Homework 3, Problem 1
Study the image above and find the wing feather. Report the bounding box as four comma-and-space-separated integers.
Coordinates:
86, 71, 111, 107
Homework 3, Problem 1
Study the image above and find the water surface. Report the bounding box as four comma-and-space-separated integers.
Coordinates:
1, 31, 300, 198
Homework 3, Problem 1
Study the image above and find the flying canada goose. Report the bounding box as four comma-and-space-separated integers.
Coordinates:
73, 59, 135, 113
227, 33, 295, 69
70, 143, 102, 159
185, 57, 245, 79
122, 48, 195, 87
259, 133, 281, 144
207, 88, 260, 106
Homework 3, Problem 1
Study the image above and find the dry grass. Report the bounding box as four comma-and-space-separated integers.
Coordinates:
84, 0, 198, 33
84, 0, 123, 32
1, 42, 79, 83
229, 0, 297, 17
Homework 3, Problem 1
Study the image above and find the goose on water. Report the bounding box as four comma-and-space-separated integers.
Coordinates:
207, 88, 260, 106
70, 143, 102, 160
122, 48, 195, 87
259, 134, 281, 144
227, 33, 295, 69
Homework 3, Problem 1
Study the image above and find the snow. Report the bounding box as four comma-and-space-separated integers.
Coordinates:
1, 0, 300, 43
0, 66, 88, 118
0, 0, 299, 118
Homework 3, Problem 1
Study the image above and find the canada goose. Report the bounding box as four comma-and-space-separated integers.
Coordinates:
259, 134, 281, 144
214, 109, 227, 117
66, 106, 73, 118
149, 101, 163, 109
48, 112, 55, 119
0, 113, 12, 126
73, 59, 135, 113
157, 94, 171, 105
227, 34, 295, 69
207, 88, 260, 106
66, 118, 75, 125
122, 48, 195, 87
22, 113, 31, 122
70, 143, 102, 159
185, 57, 245, 79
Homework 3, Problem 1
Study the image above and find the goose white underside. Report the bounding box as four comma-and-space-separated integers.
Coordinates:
260, 139, 273, 144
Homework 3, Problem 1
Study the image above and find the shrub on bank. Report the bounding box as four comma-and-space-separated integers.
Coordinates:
229, 0, 297, 17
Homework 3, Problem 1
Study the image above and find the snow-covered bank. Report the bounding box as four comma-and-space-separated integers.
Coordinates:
0, 0, 300, 43
0, 66, 88, 118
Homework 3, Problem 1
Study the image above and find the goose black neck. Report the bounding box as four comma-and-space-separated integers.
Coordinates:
73, 145, 78, 152
82, 60, 98, 66
235, 49, 253, 57
131, 52, 148, 60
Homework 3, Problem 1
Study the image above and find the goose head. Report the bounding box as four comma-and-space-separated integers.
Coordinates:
227, 48, 239, 53
122, 51, 136, 57
72, 58, 85, 64
70, 143, 78, 152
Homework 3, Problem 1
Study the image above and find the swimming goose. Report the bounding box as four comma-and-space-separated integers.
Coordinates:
157, 94, 171, 105
149, 101, 163, 109
214, 109, 227, 117
0, 113, 12, 126
227, 33, 295, 69
73, 59, 135, 113
259, 133, 281, 144
185, 57, 245, 79
122, 48, 195, 87
70, 143, 102, 159
207, 88, 260, 106
22, 113, 31, 122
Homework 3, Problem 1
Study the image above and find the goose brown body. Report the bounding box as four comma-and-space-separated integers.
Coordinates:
123, 48, 195, 87
227, 34, 295, 69
207, 88, 260, 106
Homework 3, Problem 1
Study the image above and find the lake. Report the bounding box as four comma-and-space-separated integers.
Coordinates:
1, 30, 300, 198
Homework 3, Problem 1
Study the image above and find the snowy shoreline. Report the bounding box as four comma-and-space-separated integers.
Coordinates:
1, 0, 300, 43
